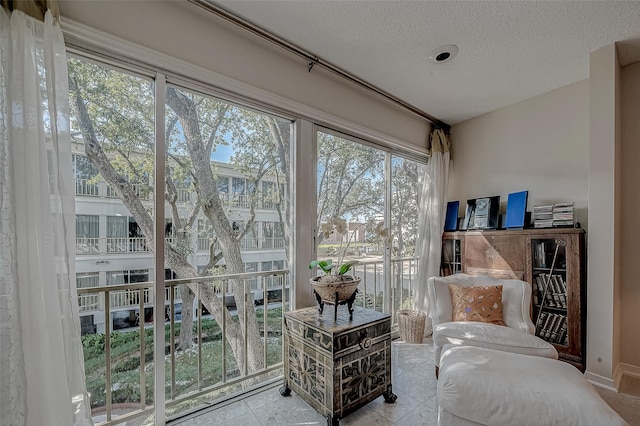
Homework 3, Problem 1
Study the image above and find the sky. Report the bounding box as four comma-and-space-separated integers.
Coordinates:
212, 144, 233, 163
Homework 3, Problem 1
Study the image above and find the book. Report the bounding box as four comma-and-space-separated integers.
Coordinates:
550, 275, 566, 309
544, 314, 559, 340
558, 316, 568, 345
550, 314, 561, 342
550, 314, 565, 343
553, 275, 568, 308
552, 202, 574, 227
536, 311, 548, 337
533, 204, 553, 228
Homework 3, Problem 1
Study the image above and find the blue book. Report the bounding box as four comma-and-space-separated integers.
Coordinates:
505, 191, 528, 229
444, 201, 459, 231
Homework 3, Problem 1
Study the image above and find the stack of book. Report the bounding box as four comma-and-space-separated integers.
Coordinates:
533, 202, 575, 228
533, 273, 568, 309
533, 205, 553, 228
552, 202, 574, 227
536, 312, 568, 345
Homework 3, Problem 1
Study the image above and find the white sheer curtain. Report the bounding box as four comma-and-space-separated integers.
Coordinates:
0, 8, 93, 426
414, 128, 451, 336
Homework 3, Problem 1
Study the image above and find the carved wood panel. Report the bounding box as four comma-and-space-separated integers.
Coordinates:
464, 233, 524, 278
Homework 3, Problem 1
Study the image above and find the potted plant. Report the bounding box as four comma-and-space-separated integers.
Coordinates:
309, 218, 389, 320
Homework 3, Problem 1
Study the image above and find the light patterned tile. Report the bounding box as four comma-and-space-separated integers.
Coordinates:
245, 385, 289, 410
190, 401, 253, 426
392, 371, 437, 403
368, 388, 421, 424
391, 394, 438, 426
253, 393, 326, 425
339, 403, 395, 426
193, 410, 262, 426
171, 340, 439, 426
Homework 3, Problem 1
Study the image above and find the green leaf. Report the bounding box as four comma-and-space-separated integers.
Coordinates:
338, 260, 359, 275
309, 259, 333, 274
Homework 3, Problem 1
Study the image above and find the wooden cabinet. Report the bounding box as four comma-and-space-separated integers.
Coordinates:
281, 306, 396, 425
442, 228, 586, 370
441, 233, 463, 276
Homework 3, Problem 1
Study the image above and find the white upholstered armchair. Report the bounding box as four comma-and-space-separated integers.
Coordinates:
427, 273, 557, 370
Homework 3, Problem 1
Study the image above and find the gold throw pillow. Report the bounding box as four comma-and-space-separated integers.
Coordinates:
448, 284, 506, 326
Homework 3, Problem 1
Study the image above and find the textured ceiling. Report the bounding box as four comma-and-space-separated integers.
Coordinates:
213, 0, 640, 125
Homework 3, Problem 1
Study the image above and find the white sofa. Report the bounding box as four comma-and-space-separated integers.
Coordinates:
437, 345, 628, 426
427, 273, 558, 369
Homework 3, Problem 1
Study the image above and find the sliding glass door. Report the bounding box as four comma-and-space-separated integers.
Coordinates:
315, 129, 422, 317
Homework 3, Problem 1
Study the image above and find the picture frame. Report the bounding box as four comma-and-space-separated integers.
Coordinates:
505, 190, 528, 229
444, 201, 459, 231
463, 196, 500, 230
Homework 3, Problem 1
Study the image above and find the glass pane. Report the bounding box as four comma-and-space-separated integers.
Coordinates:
164, 83, 292, 416
390, 156, 422, 312
77, 272, 99, 288
68, 56, 155, 424
316, 130, 385, 311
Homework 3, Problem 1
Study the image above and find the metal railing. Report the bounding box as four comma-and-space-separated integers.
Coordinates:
349, 257, 419, 323
76, 257, 417, 425
77, 269, 289, 425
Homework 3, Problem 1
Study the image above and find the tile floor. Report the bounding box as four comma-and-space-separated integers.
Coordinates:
170, 338, 439, 426
169, 338, 640, 426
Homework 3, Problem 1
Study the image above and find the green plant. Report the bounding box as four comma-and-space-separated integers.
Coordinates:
310, 218, 389, 279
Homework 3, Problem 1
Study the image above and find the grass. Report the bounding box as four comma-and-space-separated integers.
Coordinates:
83, 308, 283, 410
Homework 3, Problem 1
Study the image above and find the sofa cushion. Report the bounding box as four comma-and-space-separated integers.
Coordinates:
438, 346, 627, 426
449, 284, 505, 325
433, 321, 558, 359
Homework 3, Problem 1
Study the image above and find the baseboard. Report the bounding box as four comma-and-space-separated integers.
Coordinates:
585, 370, 617, 391
614, 362, 640, 390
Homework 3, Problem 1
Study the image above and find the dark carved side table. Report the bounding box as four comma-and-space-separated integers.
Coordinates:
280, 306, 396, 425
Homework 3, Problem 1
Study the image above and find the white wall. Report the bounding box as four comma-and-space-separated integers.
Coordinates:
58, 0, 430, 151
587, 44, 620, 385
451, 46, 640, 387
620, 60, 640, 370
449, 80, 589, 228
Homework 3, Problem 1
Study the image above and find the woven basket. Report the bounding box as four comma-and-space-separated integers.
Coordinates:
397, 310, 426, 343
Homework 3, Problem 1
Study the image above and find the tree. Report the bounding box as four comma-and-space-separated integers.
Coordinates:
316, 132, 385, 243
391, 158, 421, 258
68, 58, 290, 380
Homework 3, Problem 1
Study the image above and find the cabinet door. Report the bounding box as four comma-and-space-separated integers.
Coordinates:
464, 234, 524, 279
441, 236, 462, 276
529, 233, 584, 369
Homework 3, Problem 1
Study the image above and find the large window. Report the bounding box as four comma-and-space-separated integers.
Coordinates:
390, 156, 422, 310
163, 82, 292, 415
69, 56, 156, 417
68, 45, 423, 425
316, 129, 421, 313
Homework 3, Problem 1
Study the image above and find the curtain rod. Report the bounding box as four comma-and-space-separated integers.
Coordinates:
186, 0, 450, 131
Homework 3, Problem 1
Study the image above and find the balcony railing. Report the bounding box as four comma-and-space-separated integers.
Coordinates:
77, 269, 290, 425
195, 237, 284, 253
75, 178, 284, 209
76, 237, 100, 255
75, 257, 418, 425
75, 178, 151, 201
105, 237, 149, 254
78, 236, 287, 256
